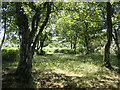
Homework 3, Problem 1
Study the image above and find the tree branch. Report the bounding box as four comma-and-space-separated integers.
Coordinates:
29, 12, 40, 44
32, 2, 52, 51
29, 2, 48, 46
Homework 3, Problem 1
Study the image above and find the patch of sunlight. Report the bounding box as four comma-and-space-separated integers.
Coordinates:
102, 74, 119, 80
100, 79, 119, 84
52, 68, 85, 77
59, 54, 77, 59
77, 62, 100, 74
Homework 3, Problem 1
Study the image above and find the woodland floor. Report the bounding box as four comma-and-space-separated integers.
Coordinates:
2, 53, 120, 89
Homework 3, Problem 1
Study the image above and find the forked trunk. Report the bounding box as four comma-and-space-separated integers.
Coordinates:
15, 2, 52, 80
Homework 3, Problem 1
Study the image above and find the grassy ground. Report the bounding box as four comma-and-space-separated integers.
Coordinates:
2, 53, 119, 88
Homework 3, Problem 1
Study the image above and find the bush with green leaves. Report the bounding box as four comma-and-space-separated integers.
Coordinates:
66, 49, 75, 54
76, 48, 85, 53
54, 49, 59, 53
54, 48, 83, 54
60, 49, 66, 53
2, 48, 19, 61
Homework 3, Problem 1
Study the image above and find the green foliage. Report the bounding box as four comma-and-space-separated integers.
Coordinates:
54, 49, 74, 54
54, 48, 85, 54
77, 48, 85, 53
54, 49, 59, 53
39, 51, 46, 55
2, 48, 19, 61
43, 48, 55, 53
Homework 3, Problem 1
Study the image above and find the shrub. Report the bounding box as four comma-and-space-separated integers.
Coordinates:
67, 49, 74, 54
59, 49, 75, 54
43, 48, 48, 53
59, 49, 67, 54
39, 50, 46, 55
54, 49, 59, 53
2, 48, 19, 61
54, 48, 85, 54
60, 49, 65, 53
62, 49, 68, 54
77, 48, 85, 53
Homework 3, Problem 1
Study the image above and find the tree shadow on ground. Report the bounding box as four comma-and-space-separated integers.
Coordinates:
2, 67, 119, 89
2, 53, 119, 89
2, 68, 36, 88
32, 68, 119, 88
2, 59, 36, 88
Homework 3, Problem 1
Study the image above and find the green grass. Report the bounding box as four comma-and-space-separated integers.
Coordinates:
2, 53, 119, 88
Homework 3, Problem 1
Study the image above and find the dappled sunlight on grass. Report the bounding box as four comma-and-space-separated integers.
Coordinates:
52, 69, 85, 77
32, 53, 119, 88
33, 53, 103, 75
2, 53, 119, 88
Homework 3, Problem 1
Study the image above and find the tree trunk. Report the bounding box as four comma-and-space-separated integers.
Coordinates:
73, 33, 77, 54
0, 49, 1, 90
84, 22, 89, 55
70, 36, 73, 49
15, 3, 33, 79
0, 10, 6, 50
84, 35, 89, 55
103, 2, 113, 69
16, 38, 33, 79
15, 2, 52, 80
71, 41, 73, 49
36, 41, 41, 55
73, 42, 76, 54
40, 33, 47, 55
112, 28, 120, 59
112, 28, 120, 73
40, 41, 44, 54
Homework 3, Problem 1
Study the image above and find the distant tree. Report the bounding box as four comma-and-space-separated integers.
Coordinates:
112, 2, 120, 60
55, 2, 105, 54
36, 31, 48, 55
